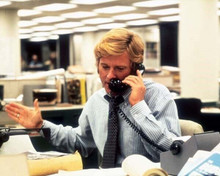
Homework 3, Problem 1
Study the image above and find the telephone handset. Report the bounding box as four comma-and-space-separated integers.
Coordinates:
108, 63, 145, 93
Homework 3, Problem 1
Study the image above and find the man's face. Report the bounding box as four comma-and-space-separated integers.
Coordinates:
98, 52, 131, 94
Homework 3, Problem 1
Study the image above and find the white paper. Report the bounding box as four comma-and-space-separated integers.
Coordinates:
172, 135, 191, 142
122, 154, 161, 176
0, 135, 36, 155
212, 142, 220, 152
178, 150, 217, 176
55, 168, 126, 176
26, 150, 69, 160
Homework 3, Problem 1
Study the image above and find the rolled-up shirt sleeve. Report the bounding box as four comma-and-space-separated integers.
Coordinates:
40, 117, 95, 157
129, 83, 181, 154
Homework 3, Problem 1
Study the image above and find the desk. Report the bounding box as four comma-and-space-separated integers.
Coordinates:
201, 107, 220, 114
40, 103, 83, 128
143, 73, 174, 88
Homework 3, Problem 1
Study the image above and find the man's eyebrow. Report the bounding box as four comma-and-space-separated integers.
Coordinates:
100, 63, 108, 66
115, 66, 127, 68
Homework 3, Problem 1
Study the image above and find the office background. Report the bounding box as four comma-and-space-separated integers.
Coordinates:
0, 1, 220, 171
0, 0, 219, 102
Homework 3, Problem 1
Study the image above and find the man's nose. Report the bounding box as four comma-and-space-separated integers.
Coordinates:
107, 68, 116, 79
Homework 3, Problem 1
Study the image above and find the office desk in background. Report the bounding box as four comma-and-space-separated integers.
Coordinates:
40, 103, 83, 127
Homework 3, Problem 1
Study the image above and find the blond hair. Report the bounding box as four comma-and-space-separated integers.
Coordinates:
94, 28, 144, 65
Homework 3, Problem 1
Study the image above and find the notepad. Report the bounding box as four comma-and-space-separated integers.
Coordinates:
0, 154, 29, 176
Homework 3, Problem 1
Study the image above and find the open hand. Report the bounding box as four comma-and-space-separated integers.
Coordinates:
5, 99, 43, 128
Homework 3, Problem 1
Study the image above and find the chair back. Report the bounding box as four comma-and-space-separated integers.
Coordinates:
174, 98, 202, 123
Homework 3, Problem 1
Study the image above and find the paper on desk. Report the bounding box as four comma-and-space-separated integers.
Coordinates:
27, 150, 68, 160
178, 150, 215, 176
0, 135, 68, 160
212, 142, 220, 152
54, 168, 126, 176
0, 135, 36, 155
172, 135, 191, 142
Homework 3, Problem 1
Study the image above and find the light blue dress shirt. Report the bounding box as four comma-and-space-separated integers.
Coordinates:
42, 80, 181, 165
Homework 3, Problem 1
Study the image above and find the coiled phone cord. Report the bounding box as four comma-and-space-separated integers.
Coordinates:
118, 108, 167, 152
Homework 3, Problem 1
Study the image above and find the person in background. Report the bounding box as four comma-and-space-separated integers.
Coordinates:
44, 51, 57, 70
5, 28, 181, 167
28, 54, 43, 68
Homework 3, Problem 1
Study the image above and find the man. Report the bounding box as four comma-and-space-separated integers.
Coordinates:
28, 54, 43, 68
5, 28, 181, 167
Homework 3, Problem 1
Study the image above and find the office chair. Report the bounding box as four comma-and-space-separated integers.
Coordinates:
179, 119, 204, 136
174, 98, 202, 124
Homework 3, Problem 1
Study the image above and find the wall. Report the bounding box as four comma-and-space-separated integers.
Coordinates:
0, 9, 20, 76
179, 0, 219, 101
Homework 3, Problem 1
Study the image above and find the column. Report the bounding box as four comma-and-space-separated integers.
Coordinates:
179, 0, 219, 102
0, 9, 20, 76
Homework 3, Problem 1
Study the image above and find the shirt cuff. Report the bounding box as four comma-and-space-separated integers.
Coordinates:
39, 120, 51, 139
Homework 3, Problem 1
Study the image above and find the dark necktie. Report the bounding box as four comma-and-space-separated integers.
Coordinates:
101, 95, 124, 168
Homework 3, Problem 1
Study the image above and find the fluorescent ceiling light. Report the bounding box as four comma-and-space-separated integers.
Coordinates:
148, 8, 179, 16
34, 3, 77, 12
55, 22, 84, 28
70, 0, 116, 5
32, 26, 56, 31
18, 9, 41, 17
10, 0, 30, 2
33, 16, 65, 23
82, 18, 114, 25
19, 34, 31, 39
19, 28, 33, 34
159, 15, 180, 22
52, 29, 73, 35
61, 11, 97, 19
94, 6, 136, 14
18, 20, 38, 27
73, 26, 98, 33
98, 23, 127, 29
48, 35, 59, 40
0, 1, 11, 7
113, 13, 148, 20
30, 37, 48, 42
133, 0, 179, 7
31, 32, 51, 37
126, 19, 157, 26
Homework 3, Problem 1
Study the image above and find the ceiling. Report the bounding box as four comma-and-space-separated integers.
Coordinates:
0, 0, 217, 41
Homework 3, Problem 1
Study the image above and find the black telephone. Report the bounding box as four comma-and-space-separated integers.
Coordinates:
108, 63, 145, 93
